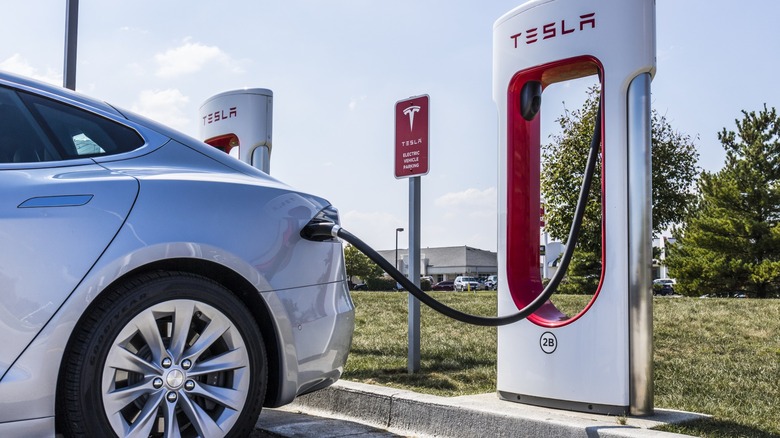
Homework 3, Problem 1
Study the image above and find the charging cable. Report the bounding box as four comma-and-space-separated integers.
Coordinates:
303, 100, 602, 326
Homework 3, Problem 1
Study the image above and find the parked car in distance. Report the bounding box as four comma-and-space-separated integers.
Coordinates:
0, 70, 354, 437
432, 280, 455, 291
654, 278, 676, 285
454, 276, 481, 291
653, 278, 676, 296
484, 275, 498, 290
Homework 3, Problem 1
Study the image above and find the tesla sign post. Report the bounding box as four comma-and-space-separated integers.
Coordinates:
395, 94, 429, 374
395, 95, 429, 178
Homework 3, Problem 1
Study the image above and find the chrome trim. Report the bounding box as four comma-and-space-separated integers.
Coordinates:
627, 72, 654, 415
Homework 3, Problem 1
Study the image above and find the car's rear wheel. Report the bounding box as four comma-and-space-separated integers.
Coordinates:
58, 272, 267, 438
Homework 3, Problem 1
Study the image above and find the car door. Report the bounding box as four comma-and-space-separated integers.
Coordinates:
0, 86, 142, 379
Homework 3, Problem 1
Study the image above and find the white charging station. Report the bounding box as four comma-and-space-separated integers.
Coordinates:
494, 0, 655, 415
199, 88, 273, 173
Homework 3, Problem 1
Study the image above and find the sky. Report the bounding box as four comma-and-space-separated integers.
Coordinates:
1, 1, 777, 252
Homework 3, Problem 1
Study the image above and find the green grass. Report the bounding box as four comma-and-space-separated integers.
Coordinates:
343, 292, 780, 437
346, 291, 498, 394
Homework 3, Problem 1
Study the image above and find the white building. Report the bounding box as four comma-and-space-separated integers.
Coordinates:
376, 246, 497, 282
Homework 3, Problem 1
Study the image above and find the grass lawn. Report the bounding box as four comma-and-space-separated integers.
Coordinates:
343, 292, 780, 438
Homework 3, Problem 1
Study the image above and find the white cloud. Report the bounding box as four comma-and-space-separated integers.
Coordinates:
348, 95, 367, 111
127, 62, 148, 77
120, 26, 149, 35
0, 54, 61, 85
435, 187, 496, 209
131, 89, 191, 133
154, 39, 242, 78
428, 188, 498, 250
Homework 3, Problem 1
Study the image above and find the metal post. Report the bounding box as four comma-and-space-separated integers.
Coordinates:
628, 72, 654, 415
63, 0, 79, 90
395, 228, 404, 271
408, 176, 421, 373
542, 231, 549, 279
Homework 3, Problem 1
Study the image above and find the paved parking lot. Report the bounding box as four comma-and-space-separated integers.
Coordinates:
254, 408, 400, 437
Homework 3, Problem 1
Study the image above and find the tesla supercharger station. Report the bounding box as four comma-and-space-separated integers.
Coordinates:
199, 89, 273, 173
494, 0, 655, 415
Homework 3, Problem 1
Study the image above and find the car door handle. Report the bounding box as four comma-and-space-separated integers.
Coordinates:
18, 195, 94, 208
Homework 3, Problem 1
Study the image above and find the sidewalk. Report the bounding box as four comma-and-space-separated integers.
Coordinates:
255, 381, 707, 437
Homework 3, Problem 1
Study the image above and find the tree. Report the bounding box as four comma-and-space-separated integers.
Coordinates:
541, 86, 699, 293
344, 243, 383, 286
666, 105, 780, 298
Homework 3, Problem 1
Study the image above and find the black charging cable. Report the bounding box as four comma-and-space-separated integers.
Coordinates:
303, 100, 602, 326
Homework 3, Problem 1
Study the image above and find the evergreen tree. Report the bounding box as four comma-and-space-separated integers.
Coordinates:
667, 105, 780, 298
541, 86, 699, 293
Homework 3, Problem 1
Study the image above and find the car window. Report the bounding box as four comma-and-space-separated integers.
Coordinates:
0, 87, 57, 163
0, 86, 145, 163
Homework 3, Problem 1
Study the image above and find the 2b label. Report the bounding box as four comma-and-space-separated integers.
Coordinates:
540, 332, 557, 354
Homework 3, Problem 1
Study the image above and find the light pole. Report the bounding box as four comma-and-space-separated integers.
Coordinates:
395, 227, 404, 272
63, 0, 79, 90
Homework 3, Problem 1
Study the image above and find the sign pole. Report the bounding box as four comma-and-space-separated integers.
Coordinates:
394, 94, 429, 374
408, 176, 421, 373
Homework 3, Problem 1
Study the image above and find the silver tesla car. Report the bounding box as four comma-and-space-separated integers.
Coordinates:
0, 70, 354, 437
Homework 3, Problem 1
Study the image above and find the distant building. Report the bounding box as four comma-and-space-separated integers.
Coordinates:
541, 234, 677, 281
376, 246, 497, 282
542, 241, 564, 280
653, 235, 676, 279
379, 235, 673, 285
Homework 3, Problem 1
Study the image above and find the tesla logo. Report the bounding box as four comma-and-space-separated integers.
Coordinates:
202, 107, 237, 125
403, 105, 421, 131
510, 12, 596, 48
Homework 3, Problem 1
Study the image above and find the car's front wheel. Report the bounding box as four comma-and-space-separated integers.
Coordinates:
58, 272, 267, 438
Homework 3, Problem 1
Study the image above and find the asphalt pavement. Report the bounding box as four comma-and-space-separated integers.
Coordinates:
254, 408, 400, 437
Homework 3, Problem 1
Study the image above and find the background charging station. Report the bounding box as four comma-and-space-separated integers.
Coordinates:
199, 88, 274, 173
494, 0, 655, 415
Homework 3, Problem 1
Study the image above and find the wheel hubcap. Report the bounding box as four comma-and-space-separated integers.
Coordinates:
165, 369, 185, 389
101, 299, 251, 437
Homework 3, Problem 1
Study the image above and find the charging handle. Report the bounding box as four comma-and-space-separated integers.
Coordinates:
520, 81, 542, 121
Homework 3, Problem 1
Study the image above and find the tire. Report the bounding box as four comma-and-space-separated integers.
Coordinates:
58, 272, 267, 438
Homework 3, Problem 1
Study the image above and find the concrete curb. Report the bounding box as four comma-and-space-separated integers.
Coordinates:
285, 381, 707, 437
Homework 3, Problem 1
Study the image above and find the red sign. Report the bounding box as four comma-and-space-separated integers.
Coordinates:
395, 95, 429, 178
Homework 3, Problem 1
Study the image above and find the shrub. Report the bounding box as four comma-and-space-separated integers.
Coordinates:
366, 277, 397, 291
